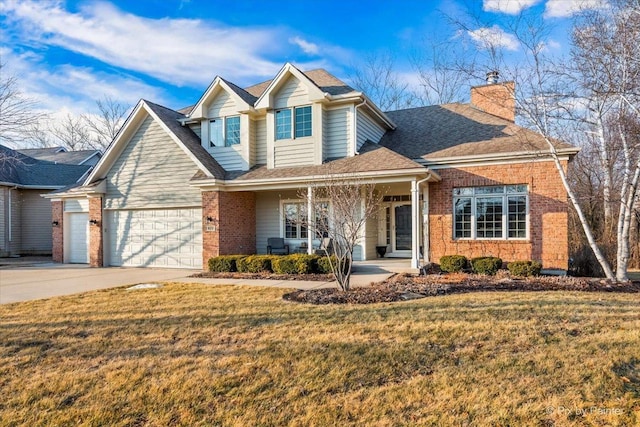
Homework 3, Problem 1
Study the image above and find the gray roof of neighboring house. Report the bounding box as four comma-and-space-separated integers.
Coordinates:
380, 103, 576, 160
0, 145, 91, 187
144, 100, 226, 179
17, 147, 101, 165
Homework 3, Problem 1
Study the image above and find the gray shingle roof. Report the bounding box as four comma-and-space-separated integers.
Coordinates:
17, 147, 100, 165
244, 68, 356, 99
196, 142, 425, 183
0, 145, 91, 187
144, 100, 226, 179
380, 103, 576, 160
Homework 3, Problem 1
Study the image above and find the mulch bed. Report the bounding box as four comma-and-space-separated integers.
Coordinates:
282, 273, 640, 305
190, 271, 334, 281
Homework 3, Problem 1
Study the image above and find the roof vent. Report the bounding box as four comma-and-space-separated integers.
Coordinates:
486, 71, 499, 85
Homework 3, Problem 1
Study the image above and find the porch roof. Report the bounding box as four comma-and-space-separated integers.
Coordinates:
191, 142, 436, 186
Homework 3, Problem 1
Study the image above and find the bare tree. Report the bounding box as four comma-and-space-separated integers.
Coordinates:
0, 63, 44, 146
49, 113, 92, 151
349, 52, 419, 111
409, 37, 477, 105
82, 96, 128, 150
296, 176, 384, 291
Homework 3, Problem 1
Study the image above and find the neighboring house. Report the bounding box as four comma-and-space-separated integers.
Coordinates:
17, 146, 102, 166
46, 63, 578, 270
0, 145, 92, 257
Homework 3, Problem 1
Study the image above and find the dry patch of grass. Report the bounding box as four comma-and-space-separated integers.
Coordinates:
1, 283, 639, 426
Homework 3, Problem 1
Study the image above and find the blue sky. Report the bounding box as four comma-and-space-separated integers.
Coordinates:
1, 0, 606, 122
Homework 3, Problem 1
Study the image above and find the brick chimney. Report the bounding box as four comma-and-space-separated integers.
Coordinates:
470, 71, 515, 122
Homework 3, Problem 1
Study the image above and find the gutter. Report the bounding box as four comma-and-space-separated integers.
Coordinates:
353, 99, 367, 155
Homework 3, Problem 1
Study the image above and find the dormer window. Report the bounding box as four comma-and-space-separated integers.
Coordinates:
209, 116, 240, 147
275, 106, 312, 140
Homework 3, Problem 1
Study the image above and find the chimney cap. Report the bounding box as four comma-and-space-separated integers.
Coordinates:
486, 71, 499, 84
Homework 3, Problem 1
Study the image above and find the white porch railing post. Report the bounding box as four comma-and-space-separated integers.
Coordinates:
423, 182, 429, 264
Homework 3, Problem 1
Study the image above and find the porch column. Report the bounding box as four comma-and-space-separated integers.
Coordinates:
411, 179, 420, 268
307, 186, 313, 255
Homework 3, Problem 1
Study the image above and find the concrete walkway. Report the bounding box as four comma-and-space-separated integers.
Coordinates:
0, 258, 404, 304
0, 263, 197, 304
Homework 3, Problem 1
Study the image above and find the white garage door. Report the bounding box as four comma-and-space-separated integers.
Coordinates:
106, 208, 202, 269
67, 212, 89, 263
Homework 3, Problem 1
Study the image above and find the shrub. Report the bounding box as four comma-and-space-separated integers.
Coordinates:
317, 255, 350, 275
471, 257, 503, 275
208, 255, 246, 272
508, 260, 542, 277
272, 254, 320, 274
236, 255, 274, 273
440, 255, 468, 273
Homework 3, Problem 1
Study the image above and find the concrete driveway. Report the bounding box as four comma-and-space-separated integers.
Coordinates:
0, 263, 196, 304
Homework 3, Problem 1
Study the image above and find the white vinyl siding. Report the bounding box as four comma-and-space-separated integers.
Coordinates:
274, 76, 309, 109
324, 107, 349, 159
255, 192, 282, 254
274, 138, 315, 168
356, 110, 385, 150
203, 91, 247, 170
8, 189, 21, 255
20, 190, 53, 254
207, 91, 237, 117
104, 116, 202, 210
254, 118, 267, 164
188, 123, 202, 138
0, 188, 5, 255
364, 212, 378, 261
208, 145, 245, 170
106, 208, 202, 269
64, 199, 89, 212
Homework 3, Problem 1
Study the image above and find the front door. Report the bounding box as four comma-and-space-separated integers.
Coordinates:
393, 204, 412, 255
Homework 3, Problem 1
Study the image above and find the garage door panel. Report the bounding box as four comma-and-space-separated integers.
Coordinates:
67, 212, 89, 263
107, 208, 202, 269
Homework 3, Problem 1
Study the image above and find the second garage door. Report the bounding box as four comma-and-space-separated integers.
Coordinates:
106, 208, 202, 269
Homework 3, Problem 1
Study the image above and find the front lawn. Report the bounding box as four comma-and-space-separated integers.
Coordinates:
1, 283, 639, 425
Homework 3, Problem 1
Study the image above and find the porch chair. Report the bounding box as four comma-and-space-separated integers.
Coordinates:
314, 238, 333, 255
267, 237, 289, 255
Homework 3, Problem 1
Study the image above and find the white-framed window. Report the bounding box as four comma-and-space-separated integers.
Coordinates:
275, 105, 312, 140
209, 116, 240, 147
453, 185, 528, 240
282, 200, 329, 239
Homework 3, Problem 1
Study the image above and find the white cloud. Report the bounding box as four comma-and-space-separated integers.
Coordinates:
0, 0, 288, 86
483, 0, 542, 14
544, 0, 608, 18
289, 36, 319, 55
1, 48, 163, 113
468, 25, 519, 51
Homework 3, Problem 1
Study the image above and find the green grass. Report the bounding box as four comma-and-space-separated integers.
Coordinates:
1, 283, 639, 426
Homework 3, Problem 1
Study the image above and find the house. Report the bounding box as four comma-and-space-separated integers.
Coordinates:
0, 145, 92, 257
46, 63, 578, 270
17, 146, 102, 166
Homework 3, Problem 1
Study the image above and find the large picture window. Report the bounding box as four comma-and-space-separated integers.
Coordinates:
453, 185, 528, 240
275, 105, 312, 140
283, 201, 329, 239
209, 116, 241, 147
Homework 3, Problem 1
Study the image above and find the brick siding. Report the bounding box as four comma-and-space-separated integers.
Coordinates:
428, 160, 569, 269
470, 82, 515, 122
52, 200, 63, 263
88, 197, 103, 267
202, 191, 256, 268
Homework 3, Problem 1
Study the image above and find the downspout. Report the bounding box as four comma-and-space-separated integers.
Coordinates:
353, 99, 367, 155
